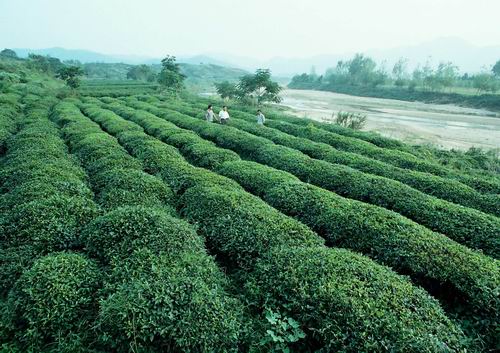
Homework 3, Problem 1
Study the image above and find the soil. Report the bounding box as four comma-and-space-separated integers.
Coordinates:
278, 89, 500, 151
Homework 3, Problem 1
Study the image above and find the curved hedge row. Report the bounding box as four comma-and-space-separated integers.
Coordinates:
82, 100, 470, 352
0, 92, 22, 157
178, 95, 407, 150
124, 98, 500, 259
167, 99, 500, 216
216, 161, 499, 345
97, 98, 498, 347
266, 119, 500, 194
180, 96, 500, 195
52, 101, 245, 352
0, 93, 102, 352
4, 252, 101, 352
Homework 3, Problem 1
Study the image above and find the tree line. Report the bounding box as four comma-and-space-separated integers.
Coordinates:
289, 54, 500, 94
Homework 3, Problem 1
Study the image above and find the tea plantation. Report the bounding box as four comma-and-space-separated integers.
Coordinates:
1, 67, 499, 353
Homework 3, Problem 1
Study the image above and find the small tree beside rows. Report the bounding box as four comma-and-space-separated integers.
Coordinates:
215, 69, 282, 106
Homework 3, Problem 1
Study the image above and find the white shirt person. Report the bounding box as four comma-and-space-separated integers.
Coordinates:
219, 106, 230, 124
256, 110, 265, 125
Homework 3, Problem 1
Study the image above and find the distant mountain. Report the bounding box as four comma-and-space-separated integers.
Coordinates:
9, 37, 500, 77
13, 47, 154, 64
81, 61, 247, 91
365, 37, 500, 74
204, 38, 500, 76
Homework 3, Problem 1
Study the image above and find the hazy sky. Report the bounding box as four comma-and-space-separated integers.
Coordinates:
1, 0, 499, 59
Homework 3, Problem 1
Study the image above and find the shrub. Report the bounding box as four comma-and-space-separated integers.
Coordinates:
246, 246, 468, 352
4, 195, 100, 252
82, 206, 203, 262
268, 120, 500, 194
98, 249, 242, 352
179, 185, 324, 267
5, 253, 101, 352
227, 117, 500, 216
138, 105, 499, 257
94, 169, 175, 209
0, 245, 39, 295
180, 142, 240, 169
0, 179, 93, 213
217, 160, 500, 312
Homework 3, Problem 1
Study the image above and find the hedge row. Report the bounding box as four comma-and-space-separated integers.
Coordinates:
83, 99, 470, 352
0, 92, 22, 157
166, 99, 500, 216
103, 98, 499, 347
177, 95, 407, 150
178, 95, 500, 194
0, 93, 102, 352
52, 101, 244, 352
125, 98, 500, 259
265, 119, 500, 194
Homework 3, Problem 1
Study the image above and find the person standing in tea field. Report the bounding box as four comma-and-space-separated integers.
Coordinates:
205, 104, 216, 122
219, 106, 230, 124
256, 109, 266, 125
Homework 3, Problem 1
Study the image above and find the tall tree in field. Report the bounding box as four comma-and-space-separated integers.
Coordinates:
492, 60, 500, 77
237, 69, 282, 105
473, 73, 498, 94
215, 81, 239, 100
56, 66, 84, 89
392, 57, 409, 87
157, 55, 185, 92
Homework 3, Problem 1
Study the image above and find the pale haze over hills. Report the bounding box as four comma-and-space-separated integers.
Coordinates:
11, 37, 500, 77
2, 0, 499, 76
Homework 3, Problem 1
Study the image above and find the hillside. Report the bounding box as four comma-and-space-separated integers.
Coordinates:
82, 62, 247, 90
13, 38, 500, 76
1, 59, 499, 353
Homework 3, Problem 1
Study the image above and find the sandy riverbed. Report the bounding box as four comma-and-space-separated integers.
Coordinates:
278, 89, 500, 150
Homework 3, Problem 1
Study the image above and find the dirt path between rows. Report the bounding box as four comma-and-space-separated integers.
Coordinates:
278, 89, 500, 151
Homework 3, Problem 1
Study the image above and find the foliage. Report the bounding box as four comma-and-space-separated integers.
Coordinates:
82, 206, 202, 262
126, 64, 156, 82
0, 49, 18, 59
56, 66, 84, 89
492, 59, 500, 77
472, 72, 498, 93
4, 252, 101, 352
27, 53, 64, 74
333, 111, 367, 130
254, 310, 305, 353
2, 69, 499, 352
157, 55, 186, 93
98, 249, 243, 352
237, 69, 282, 105
215, 80, 239, 99
215, 69, 282, 105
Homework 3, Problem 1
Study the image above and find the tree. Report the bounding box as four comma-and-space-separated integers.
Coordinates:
348, 54, 377, 85
157, 55, 185, 92
492, 60, 500, 77
56, 66, 84, 89
237, 69, 282, 105
473, 73, 498, 94
0, 49, 18, 59
392, 58, 409, 87
27, 54, 64, 74
215, 81, 239, 100
434, 62, 459, 91
127, 64, 156, 82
